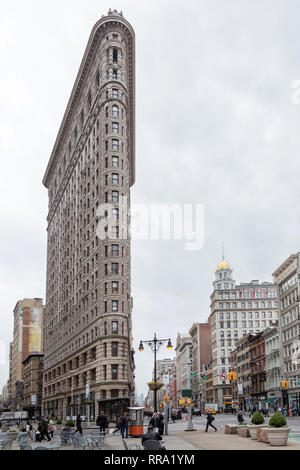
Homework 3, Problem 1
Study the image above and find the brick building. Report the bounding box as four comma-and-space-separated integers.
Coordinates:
9, 298, 44, 410
22, 354, 44, 418
189, 322, 212, 407
249, 332, 266, 409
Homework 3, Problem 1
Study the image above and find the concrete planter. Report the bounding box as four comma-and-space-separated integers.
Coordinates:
248, 424, 265, 440
266, 427, 291, 446
6, 432, 18, 441
237, 426, 250, 438
257, 428, 270, 443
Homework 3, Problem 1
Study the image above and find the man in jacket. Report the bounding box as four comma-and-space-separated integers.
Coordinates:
205, 412, 217, 432
96, 411, 108, 434
39, 417, 51, 442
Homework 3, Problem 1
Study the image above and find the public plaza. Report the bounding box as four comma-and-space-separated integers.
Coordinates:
3, 413, 300, 451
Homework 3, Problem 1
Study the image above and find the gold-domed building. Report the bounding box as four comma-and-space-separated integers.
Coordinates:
217, 259, 230, 271
213, 257, 235, 291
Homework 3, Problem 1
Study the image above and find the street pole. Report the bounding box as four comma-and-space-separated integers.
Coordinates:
154, 333, 157, 413
164, 401, 168, 435
185, 359, 195, 432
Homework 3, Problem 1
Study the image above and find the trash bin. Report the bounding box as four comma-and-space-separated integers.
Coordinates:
127, 407, 144, 437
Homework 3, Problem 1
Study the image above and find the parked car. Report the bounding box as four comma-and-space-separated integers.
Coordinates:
192, 408, 202, 416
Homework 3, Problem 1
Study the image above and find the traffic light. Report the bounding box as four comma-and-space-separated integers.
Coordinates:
187, 399, 191, 405
281, 381, 289, 388
164, 397, 170, 403
160, 403, 164, 408
227, 371, 237, 381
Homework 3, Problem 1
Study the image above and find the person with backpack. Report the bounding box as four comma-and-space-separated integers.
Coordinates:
75, 414, 83, 434
205, 412, 217, 432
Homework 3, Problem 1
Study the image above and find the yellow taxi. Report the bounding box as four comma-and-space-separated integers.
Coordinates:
204, 408, 217, 415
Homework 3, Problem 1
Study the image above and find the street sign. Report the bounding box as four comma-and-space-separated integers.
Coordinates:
182, 389, 192, 398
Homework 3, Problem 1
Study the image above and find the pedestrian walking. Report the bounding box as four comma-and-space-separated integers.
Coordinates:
75, 414, 83, 434
119, 415, 127, 438
96, 411, 108, 435
124, 413, 130, 438
39, 417, 51, 442
113, 415, 122, 434
49, 418, 56, 438
205, 412, 217, 432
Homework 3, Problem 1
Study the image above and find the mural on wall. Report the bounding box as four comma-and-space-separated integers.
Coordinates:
29, 307, 43, 352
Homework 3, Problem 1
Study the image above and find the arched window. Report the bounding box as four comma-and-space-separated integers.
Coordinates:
112, 105, 119, 117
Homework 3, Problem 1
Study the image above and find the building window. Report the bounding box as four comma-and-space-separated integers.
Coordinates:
112, 342, 118, 357
112, 139, 119, 151
112, 88, 118, 98
112, 300, 118, 312
112, 122, 119, 135
112, 263, 119, 274
112, 244, 119, 256
112, 105, 119, 118
112, 191, 119, 202
112, 281, 119, 293
112, 156, 119, 167
112, 321, 118, 334
112, 173, 119, 185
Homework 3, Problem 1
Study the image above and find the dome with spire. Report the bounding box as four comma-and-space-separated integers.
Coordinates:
217, 259, 230, 271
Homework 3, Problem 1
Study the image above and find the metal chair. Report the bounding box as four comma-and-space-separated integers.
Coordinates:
90, 431, 106, 448
60, 430, 72, 446
0, 439, 13, 450
143, 440, 163, 450
122, 438, 141, 450
35, 446, 49, 450
23, 445, 33, 450
70, 433, 91, 450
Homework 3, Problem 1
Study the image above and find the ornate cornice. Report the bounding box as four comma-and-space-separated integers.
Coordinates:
43, 13, 135, 190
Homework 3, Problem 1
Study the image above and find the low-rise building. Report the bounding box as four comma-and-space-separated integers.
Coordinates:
250, 332, 266, 409
189, 322, 212, 407
263, 327, 282, 409
22, 354, 44, 418
273, 253, 300, 411
175, 334, 192, 404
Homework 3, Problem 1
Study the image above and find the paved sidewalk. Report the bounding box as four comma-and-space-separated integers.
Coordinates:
7, 428, 300, 450
174, 429, 300, 450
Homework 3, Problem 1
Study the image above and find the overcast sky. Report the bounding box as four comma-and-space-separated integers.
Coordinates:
0, 0, 300, 398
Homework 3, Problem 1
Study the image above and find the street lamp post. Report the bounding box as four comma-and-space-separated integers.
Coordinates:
69, 370, 90, 426
139, 333, 173, 413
